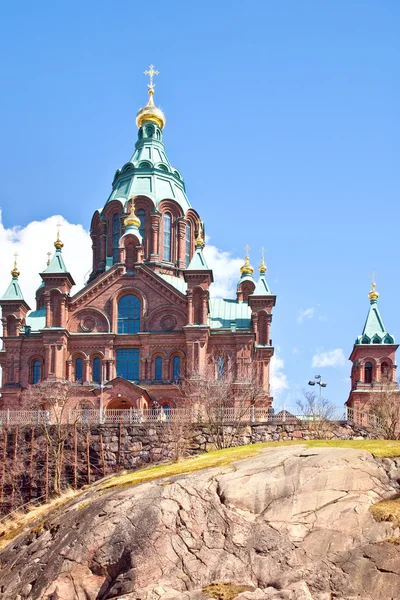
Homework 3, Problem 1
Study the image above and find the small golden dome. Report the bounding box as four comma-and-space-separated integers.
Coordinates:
11, 255, 20, 278
368, 282, 379, 301
195, 222, 205, 248
258, 252, 267, 274
125, 201, 141, 228
136, 91, 166, 130
54, 223, 64, 249
240, 249, 254, 275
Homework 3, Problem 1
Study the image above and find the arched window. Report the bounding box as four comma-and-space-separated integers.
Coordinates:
93, 357, 101, 383
365, 361, 373, 384
172, 356, 181, 382
75, 358, 83, 383
118, 295, 140, 334
112, 213, 120, 263
137, 208, 145, 241
381, 361, 390, 381
185, 222, 191, 267
217, 356, 225, 380
163, 212, 172, 261
32, 360, 41, 384
155, 356, 163, 381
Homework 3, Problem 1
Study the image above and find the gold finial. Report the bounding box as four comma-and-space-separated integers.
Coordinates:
11, 252, 20, 278
195, 221, 205, 248
54, 222, 64, 249
136, 64, 166, 129
47, 251, 51, 266
368, 272, 379, 301
124, 199, 141, 228
240, 245, 254, 275
259, 247, 267, 274
144, 64, 159, 96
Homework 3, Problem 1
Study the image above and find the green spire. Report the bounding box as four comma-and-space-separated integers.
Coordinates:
44, 225, 69, 274
2, 255, 25, 301
355, 282, 395, 345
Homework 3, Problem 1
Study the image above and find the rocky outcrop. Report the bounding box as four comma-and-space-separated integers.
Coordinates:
0, 446, 399, 600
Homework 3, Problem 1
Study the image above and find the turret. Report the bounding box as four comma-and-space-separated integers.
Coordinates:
0, 256, 30, 337
237, 248, 256, 302
40, 226, 75, 328
184, 224, 213, 325
248, 251, 276, 347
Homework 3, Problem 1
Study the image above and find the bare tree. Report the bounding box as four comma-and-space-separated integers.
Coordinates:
22, 380, 82, 495
296, 390, 336, 438
183, 354, 267, 449
365, 379, 400, 440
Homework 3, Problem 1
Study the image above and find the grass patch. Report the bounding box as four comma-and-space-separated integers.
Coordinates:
0, 488, 79, 552
305, 439, 400, 458
203, 581, 253, 599
370, 496, 400, 528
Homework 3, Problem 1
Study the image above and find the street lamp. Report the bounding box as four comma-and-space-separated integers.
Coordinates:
308, 374, 327, 400
89, 380, 113, 424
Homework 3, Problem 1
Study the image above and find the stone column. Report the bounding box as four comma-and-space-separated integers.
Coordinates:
45, 297, 51, 328
150, 213, 161, 261
201, 290, 208, 325
99, 220, 107, 269
66, 359, 72, 381
177, 220, 187, 269
84, 358, 90, 383
187, 291, 193, 325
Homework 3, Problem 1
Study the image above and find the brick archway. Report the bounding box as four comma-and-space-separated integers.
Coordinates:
106, 397, 134, 409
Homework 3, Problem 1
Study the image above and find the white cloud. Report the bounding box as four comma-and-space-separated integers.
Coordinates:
311, 348, 347, 368
204, 243, 242, 298
297, 307, 315, 324
270, 353, 289, 398
0, 212, 91, 309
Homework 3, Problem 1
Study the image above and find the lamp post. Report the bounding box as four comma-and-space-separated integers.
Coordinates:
308, 374, 327, 401
89, 378, 113, 424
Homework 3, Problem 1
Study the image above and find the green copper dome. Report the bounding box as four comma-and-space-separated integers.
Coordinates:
355, 285, 395, 345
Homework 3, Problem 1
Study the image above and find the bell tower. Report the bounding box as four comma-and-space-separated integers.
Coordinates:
346, 280, 399, 415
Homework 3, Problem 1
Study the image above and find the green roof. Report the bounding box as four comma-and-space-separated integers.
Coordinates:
208, 298, 252, 330
252, 274, 271, 296
186, 247, 210, 270
1, 276, 25, 301
355, 298, 395, 345
106, 122, 190, 213
44, 248, 69, 274
26, 307, 46, 331
159, 273, 187, 294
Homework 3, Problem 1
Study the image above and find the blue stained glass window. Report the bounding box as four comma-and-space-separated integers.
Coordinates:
118, 295, 140, 334
112, 213, 120, 263
75, 358, 83, 382
137, 208, 145, 241
217, 356, 225, 380
116, 349, 140, 381
185, 223, 191, 267
172, 356, 181, 382
32, 360, 41, 384
163, 212, 171, 261
155, 356, 163, 380
93, 357, 101, 383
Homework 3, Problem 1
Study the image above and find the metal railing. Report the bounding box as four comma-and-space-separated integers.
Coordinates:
0, 407, 348, 427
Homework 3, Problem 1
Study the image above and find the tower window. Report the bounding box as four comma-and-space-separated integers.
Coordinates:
116, 349, 140, 381
112, 213, 120, 263
186, 222, 191, 267
118, 295, 141, 334
32, 360, 41, 384
365, 361, 373, 384
75, 358, 83, 382
172, 356, 181, 382
93, 357, 101, 383
381, 361, 390, 381
137, 208, 145, 241
163, 212, 172, 262
155, 356, 163, 380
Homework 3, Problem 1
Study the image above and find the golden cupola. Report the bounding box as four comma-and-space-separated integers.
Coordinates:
368, 281, 379, 302
240, 247, 254, 276
136, 65, 166, 130
125, 199, 141, 229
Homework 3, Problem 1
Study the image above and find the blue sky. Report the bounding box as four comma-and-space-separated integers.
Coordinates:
0, 1, 399, 410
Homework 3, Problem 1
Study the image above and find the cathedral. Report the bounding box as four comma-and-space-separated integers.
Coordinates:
0, 67, 276, 411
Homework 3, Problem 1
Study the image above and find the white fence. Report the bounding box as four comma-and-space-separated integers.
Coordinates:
0, 407, 348, 427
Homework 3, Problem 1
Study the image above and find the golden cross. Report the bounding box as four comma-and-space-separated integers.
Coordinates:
56, 221, 62, 240
13, 252, 18, 267
245, 245, 250, 257
47, 251, 51, 266
260, 246, 265, 260
144, 64, 159, 92
371, 271, 377, 287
